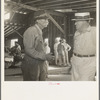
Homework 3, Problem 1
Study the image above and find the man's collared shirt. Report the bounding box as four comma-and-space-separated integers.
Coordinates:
73, 26, 96, 55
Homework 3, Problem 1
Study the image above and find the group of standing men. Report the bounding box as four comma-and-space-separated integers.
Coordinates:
21, 10, 96, 81
54, 38, 71, 67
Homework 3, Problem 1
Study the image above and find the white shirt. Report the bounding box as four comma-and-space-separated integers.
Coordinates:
73, 26, 96, 55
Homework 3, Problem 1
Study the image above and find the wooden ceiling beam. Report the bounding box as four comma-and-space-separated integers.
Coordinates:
5, 0, 43, 12
23, 0, 44, 4
43, 5, 96, 11
77, 8, 96, 12
5, 27, 18, 36
4, 25, 10, 30
46, 10, 66, 17
11, 27, 23, 38
5, 1, 70, 35
40, 2, 96, 10
5, 29, 15, 36
73, 5, 96, 10
5, 26, 18, 34
5, 1, 66, 16
5, 26, 13, 33
29, 0, 71, 5
30, 0, 88, 6
5, 1, 41, 11
5, 27, 21, 37
5, 27, 12, 33
38, 0, 89, 8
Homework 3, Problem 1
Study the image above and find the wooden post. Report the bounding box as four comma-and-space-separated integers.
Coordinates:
64, 16, 67, 39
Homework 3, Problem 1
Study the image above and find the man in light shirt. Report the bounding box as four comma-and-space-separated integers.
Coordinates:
44, 42, 51, 77
54, 38, 60, 65
57, 39, 66, 66
71, 12, 96, 81
62, 39, 71, 66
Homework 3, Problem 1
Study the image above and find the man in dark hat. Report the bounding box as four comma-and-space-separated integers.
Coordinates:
21, 10, 53, 81
71, 12, 96, 81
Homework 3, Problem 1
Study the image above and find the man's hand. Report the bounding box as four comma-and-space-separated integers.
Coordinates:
45, 53, 54, 61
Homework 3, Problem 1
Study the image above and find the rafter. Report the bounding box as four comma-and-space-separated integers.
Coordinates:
11, 27, 23, 38
37, 0, 89, 8
5, 1, 66, 16
45, 5, 96, 11
5, 1, 41, 11
73, 5, 96, 10
39, 2, 96, 10
78, 8, 96, 12
30, 0, 88, 6
24, 0, 44, 4
5, 27, 22, 37
5, 26, 18, 35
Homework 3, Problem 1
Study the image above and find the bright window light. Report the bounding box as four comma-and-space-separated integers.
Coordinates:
44, 38, 48, 43
11, 39, 18, 48
4, 13, 10, 20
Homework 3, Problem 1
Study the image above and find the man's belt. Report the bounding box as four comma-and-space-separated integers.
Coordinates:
73, 53, 95, 57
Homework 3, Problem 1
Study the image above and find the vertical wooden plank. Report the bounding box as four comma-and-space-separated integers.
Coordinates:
64, 16, 67, 39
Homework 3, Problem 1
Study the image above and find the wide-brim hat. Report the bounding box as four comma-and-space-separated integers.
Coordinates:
34, 10, 49, 20
72, 12, 93, 21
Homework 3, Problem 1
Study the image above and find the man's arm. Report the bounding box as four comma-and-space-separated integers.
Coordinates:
67, 44, 71, 51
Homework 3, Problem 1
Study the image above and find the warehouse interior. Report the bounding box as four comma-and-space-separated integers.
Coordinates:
4, 0, 96, 81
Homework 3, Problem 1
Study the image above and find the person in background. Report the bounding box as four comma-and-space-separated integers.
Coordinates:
62, 39, 71, 66
57, 39, 66, 67
44, 42, 51, 77
71, 12, 96, 81
44, 42, 50, 54
11, 42, 21, 55
21, 10, 53, 81
54, 38, 60, 65
10, 42, 22, 65
15, 42, 21, 52
5, 47, 14, 68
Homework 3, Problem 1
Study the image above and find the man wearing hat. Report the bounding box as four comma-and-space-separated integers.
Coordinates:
21, 10, 53, 81
71, 12, 96, 81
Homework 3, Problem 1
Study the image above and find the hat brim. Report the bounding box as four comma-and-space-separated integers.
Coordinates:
71, 18, 93, 21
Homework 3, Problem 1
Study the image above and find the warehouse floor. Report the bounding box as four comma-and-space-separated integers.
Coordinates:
4, 64, 71, 81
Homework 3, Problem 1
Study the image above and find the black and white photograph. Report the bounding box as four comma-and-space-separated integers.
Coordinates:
1, 0, 99, 100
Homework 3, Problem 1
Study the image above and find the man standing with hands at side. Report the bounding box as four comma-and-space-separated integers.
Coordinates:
71, 12, 96, 81
21, 10, 53, 81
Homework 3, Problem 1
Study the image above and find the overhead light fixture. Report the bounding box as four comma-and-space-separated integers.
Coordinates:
10, 23, 13, 25
19, 11, 23, 14
23, 12, 27, 14
55, 9, 77, 12
14, 23, 17, 25
15, 11, 19, 13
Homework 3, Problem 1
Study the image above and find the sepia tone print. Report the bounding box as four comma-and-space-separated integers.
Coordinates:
4, 0, 97, 81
